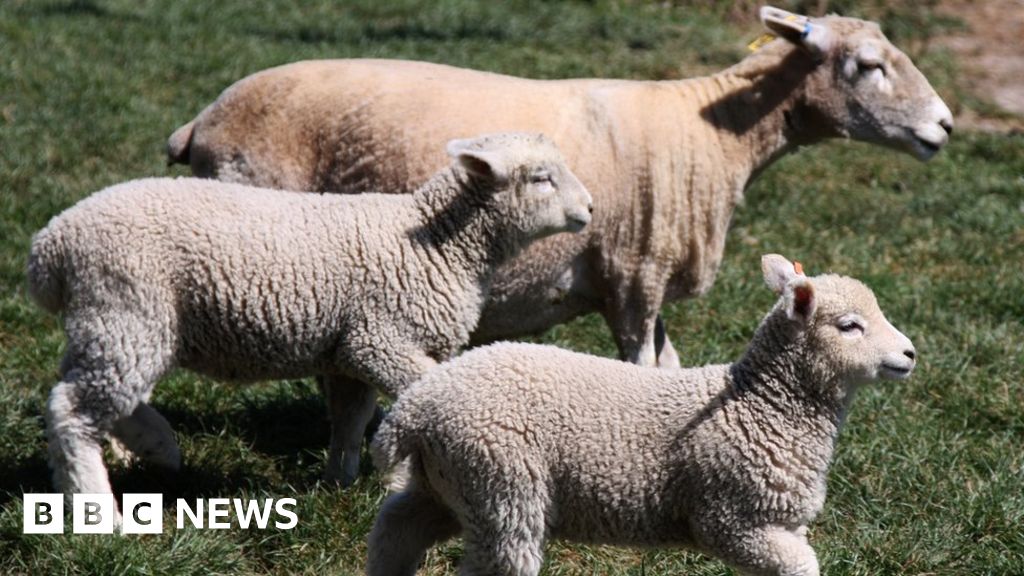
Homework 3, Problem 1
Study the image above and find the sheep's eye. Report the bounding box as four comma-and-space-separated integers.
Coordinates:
837, 320, 864, 334
530, 172, 553, 185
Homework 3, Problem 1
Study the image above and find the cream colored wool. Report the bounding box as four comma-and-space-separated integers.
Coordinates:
368, 255, 917, 576
27, 133, 593, 495
167, 7, 951, 369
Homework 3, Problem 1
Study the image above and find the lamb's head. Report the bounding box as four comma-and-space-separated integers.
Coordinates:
446, 132, 593, 239
760, 254, 916, 391
758, 6, 953, 160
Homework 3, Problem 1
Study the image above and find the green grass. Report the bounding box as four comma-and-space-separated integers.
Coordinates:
1, 0, 1022, 574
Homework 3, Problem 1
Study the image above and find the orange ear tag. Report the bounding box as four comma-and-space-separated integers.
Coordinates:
793, 261, 804, 275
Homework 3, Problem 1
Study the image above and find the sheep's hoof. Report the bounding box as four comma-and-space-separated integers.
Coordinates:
321, 470, 357, 488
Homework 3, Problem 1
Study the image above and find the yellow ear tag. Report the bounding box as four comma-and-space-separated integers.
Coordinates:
748, 13, 804, 52
747, 33, 777, 52
794, 261, 804, 275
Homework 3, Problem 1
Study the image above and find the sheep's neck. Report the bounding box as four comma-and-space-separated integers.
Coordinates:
412, 172, 520, 283
676, 43, 830, 188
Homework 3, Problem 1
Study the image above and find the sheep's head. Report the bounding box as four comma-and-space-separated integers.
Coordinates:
761, 254, 916, 390
446, 132, 593, 239
759, 6, 953, 161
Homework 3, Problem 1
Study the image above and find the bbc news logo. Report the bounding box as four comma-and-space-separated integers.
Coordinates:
23, 494, 298, 534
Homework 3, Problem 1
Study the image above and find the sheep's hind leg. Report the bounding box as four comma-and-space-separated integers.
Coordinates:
321, 375, 378, 485
455, 471, 549, 576
47, 379, 116, 496
460, 530, 546, 576
48, 308, 175, 500
110, 402, 181, 469
367, 481, 460, 576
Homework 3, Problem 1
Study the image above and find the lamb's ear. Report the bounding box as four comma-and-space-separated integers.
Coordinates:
784, 276, 817, 325
760, 6, 832, 59
446, 138, 509, 186
762, 253, 798, 295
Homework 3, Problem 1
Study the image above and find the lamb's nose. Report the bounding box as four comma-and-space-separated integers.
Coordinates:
904, 349, 916, 361
940, 118, 953, 135
588, 203, 594, 214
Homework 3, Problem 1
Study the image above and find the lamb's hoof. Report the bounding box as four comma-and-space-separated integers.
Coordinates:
383, 459, 413, 493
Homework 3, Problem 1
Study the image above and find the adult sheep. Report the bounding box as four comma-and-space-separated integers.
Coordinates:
27, 133, 593, 495
167, 6, 952, 367
368, 255, 917, 576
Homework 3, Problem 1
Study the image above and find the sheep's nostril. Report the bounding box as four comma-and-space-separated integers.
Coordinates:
940, 118, 953, 135
588, 204, 594, 214
904, 349, 916, 361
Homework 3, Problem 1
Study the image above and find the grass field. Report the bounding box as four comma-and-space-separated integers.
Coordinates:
1, 0, 1022, 574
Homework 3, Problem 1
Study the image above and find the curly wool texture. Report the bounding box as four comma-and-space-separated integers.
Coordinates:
369, 262, 916, 576
167, 12, 951, 369
27, 133, 593, 495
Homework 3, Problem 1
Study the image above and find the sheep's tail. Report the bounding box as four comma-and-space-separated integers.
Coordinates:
26, 224, 68, 314
166, 119, 196, 166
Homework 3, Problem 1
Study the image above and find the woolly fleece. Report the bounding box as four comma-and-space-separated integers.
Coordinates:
28, 133, 592, 494
368, 255, 917, 576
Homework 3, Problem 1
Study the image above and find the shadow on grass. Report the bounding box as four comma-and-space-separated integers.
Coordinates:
19, 0, 140, 21
0, 382, 377, 505
0, 455, 52, 507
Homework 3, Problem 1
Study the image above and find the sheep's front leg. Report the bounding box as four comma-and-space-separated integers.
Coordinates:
320, 375, 378, 485
603, 271, 672, 367
653, 315, 681, 369
715, 526, 820, 576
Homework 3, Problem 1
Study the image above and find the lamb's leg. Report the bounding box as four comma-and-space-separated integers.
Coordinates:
46, 380, 115, 496
366, 486, 460, 576
110, 402, 181, 469
453, 465, 549, 576
347, 342, 439, 398
715, 526, 820, 576
321, 375, 378, 485
460, 526, 546, 576
47, 309, 175, 503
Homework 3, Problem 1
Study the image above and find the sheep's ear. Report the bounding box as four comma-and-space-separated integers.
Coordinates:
762, 253, 798, 294
446, 138, 509, 186
760, 6, 832, 59
784, 276, 817, 325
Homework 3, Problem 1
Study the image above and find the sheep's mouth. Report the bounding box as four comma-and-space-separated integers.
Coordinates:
880, 363, 913, 379
566, 215, 590, 231
915, 136, 942, 155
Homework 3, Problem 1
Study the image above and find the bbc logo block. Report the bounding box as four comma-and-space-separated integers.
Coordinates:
23, 494, 63, 534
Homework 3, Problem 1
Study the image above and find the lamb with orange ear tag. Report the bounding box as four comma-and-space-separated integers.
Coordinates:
369, 253, 916, 576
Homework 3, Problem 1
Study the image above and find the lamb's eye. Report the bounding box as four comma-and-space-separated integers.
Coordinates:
857, 60, 885, 76
530, 173, 553, 185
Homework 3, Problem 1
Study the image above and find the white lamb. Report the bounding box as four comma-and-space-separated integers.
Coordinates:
369, 254, 917, 576
26, 132, 593, 496
167, 6, 952, 369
